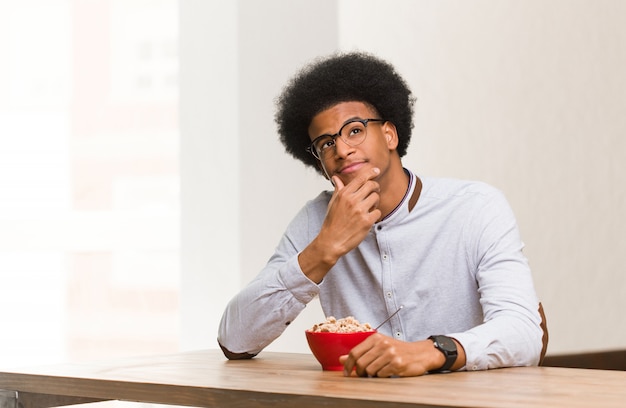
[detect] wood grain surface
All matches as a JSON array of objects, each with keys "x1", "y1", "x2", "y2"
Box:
[{"x1": 1, "y1": 350, "x2": 625, "y2": 408}]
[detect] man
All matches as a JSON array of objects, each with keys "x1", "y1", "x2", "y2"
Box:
[{"x1": 217, "y1": 51, "x2": 545, "y2": 377}]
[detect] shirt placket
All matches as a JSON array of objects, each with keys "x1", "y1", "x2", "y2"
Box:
[{"x1": 375, "y1": 225, "x2": 403, "y2": 340}]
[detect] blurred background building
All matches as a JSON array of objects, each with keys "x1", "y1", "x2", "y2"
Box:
[{"x1": 0, "y1": 0, "x2": 179, "y2": 366}]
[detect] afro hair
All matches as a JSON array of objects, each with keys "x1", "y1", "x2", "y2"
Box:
[{"x1": 274, "y1": 51, "x2": 416, "y2": 174}]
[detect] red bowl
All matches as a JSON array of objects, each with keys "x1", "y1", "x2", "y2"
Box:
[{"x1": 305, "y1": 330, "x2": 376, "y2": 371}]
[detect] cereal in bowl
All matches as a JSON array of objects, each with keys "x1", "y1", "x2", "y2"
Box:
[{"x1": 309, "y1": 316, "x2": 373, "y2": 333}]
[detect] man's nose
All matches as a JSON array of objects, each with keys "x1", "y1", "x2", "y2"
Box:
[{"x1": 333, "y1": 136, "x2": 355, "y2": 158}]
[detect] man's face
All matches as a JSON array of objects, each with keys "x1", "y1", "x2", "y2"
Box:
[{"x1": 308, "y1": 101, "x2": 397, "y2": 186}]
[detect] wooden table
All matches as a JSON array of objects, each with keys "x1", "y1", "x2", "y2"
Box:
[{"x1": 1, "y1": 349, "x2": 625, "y2": 408}]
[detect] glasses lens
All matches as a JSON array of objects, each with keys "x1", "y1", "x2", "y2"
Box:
[
  {"x1": 313, "y1": 136, "x2": 334, "y2": 159},
  {"x1": 340, "y1": 121, "x2": 367, "y2": 147}
]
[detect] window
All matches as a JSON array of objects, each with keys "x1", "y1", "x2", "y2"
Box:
[{"x1": 0, "y1": 0, "x2": 179, "y2": 366}]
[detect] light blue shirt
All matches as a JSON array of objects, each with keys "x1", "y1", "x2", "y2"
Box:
[{"x1": 218, "y1": 170, "x2": 543, "y2": 370}]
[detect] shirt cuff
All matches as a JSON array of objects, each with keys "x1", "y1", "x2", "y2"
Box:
[{"x1": 278, "y1": 255, "x2": 320, "y2": 304}]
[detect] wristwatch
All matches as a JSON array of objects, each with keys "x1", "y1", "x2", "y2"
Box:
[{"x1": 428, "y1": 335, "x2": 458, "y2": 373}]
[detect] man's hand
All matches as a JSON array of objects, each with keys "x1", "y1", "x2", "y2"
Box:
[
  {"x1": 339, "y1": 333, "x2": 466, "y2": 378},
  {"x1": 323, "y1": 167, "x2": 382, "y2": 253},
  {"x1": 338, "y1": 333, "x2": 438, "y2": 377},
  {"x1": 298, "y1": 167, "x2": 381, "y2": 283}
]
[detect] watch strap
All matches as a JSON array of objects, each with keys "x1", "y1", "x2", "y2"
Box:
[{"x1": 428, "y1": 335, "x2": 458, "y2": 373}]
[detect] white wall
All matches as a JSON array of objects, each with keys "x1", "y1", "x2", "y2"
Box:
[
  {"x1": 179, "y1": 0, "x2": 241, "y2": 350},
  {"x1": 181, "y1": 1, "x2": 626, "y2": 355},
  {"x1": 179, "y1": 0, "x2": 334, "y2": 352}
]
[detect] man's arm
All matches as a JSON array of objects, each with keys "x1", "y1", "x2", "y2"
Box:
[
  {"x1": 218, "y1": 167, "x2": 382, "y2": 358},
  {"x1": 298, "y1": 167, "x2": 381, "y2": 283},
  {"x1": 217, "y1": 210, "x2": 321, "y2": 358},
  {"x1": 450, "y1": 188, "x2": 543, "y2": 370}
]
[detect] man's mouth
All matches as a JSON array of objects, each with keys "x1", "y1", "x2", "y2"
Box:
[{"x1": 338, "y1": 161, "x2": 366, "y2": 175}]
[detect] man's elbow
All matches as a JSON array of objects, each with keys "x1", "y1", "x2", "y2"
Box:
[{"x1": 218, "y1": 341, "x2": 258, "y2": 360}]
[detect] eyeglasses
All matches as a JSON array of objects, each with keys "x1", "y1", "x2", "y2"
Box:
[{"x1": 306, "y1": 118, "x2": 386, "y2": 160}]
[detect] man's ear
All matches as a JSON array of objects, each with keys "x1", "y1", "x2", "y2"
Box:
[{"x1": 383, "y1": 121, "x2": 399, "y2": 150}]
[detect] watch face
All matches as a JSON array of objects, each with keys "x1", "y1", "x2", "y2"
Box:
[{"x1": 436, "y1": 336, "x2": 456, "y2": 352}]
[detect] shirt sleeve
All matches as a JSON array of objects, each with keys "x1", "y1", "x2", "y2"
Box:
[
  {"x1": 449, "y1": 187, "x2": 544, "y2": 371},
  {"x1": 217, "y1": 202, "x2": 322, "y2": 356}
]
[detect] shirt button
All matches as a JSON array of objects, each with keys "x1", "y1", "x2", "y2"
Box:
[
  {"x1": 472, "y1": 365, "x2": 479, "y2": 371},
  {"x1": 395, "y1": 332, "x2": 401, "y2": 337},
  {"x1": 377, "y1": 225, "x2": 382, "y2": 231},
  {"x1": 382, "y1": 253, "x2": 388, "y2": 260},
  {"x1": 386, "y1": 292, "x2": 392, "y2": 298}
]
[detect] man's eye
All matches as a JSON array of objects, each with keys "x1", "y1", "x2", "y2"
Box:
[
  {"x1": 345, "y1": 124, "x2": 365, "y2": 137},
  {"x1": 320, "y1": 139, "x2": 335, "y2": 150}
]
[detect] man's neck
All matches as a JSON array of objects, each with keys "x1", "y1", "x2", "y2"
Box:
[{"x1": 378, "y1": 165, "x2": 411, "y2": 220}]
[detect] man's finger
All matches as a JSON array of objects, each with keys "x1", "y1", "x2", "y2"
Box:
[
  {"x1": 332, "y1": 175, "x2": 344, "y2": 190},
  {"x1": 342, "y1": 167, "x2": 381, "y2": 194},
  {"x1": 339, "y1": 354, "x2": 354, "y2": 376}
]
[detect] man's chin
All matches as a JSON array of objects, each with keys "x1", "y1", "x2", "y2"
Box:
[{"x1": 335, "y1": 172, "x2": 361, "y2": 186}]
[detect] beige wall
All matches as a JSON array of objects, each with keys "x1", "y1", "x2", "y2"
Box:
[{"x1": 181, "y1": 1, "x2": 626, "y2": 355}]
